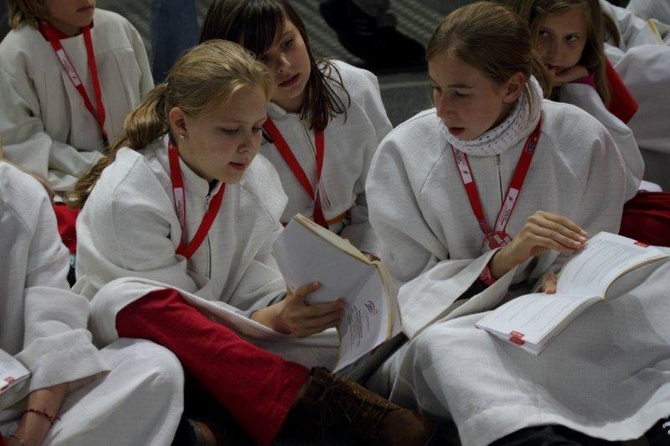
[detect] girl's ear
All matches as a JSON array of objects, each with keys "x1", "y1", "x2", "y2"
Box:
[
  {"x1": 503, "y1": 71, "x2": 526, "y2": 103},
  {"x1": 168, "y1": 107, "x2": 188, "y2": 138}
]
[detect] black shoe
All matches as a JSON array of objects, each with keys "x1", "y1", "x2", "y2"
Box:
[
  {"x1": 320, "y1": 0, "x2": 426, "y2": 73},
  {"x1": 646, "y1": 416, "x2": 670, "y2": 446}
]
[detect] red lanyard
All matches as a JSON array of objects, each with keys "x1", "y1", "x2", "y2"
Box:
[
  {"x1": 168, "y1": 141, "x2": 226, "y2": 259},
  {"x1": 40, "y1": 21, "x2": 109, "y2": 146},
  {"x1": 263, "y1": 117, "x2": 327, "y2": 227},
  {"x1": 452, "y1": 118, "x2": 542, "y2": 251}
]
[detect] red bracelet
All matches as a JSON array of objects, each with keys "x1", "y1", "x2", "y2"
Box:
[{"x1": 21, "y1": 408, "x2": 60, "y2": 425}]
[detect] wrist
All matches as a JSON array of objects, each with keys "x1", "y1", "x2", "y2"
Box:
[{"x1": 478, "y1": 264, "x2": 497, "y2": 287}]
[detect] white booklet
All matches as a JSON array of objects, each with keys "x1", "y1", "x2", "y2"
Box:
[
  {"x1": 0, "y1": 349, "x2": 30, "y2": 396},
  {"x1": 476, "y1": 232, "x2": 668, "y2": 355},
  {"x1": 273, "y1": 214, "x2": 402, "y2": 372}
]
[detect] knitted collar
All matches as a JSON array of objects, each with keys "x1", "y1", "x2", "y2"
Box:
[{"x1": 441, "y1": 77, "x2": 543, "y2": 157}]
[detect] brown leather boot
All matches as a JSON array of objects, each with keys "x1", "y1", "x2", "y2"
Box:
[{"x1": 292, "y1": 367, "x2": 435, "y2": 445}]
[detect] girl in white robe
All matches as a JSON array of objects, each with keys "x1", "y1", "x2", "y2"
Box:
[
  {"x1": 365, "y1": 2, "x2": 670, "y2": 445},
  {"x1": 0, "y1": 1, "x2": 152, "y2": 195},
  {"x1": 0, "y1": 161, "x2": 183, "y2": 446},
  {"x1": 70, "y1": 40, "x2": 434, "y2": 446},
  {"x1": 0, "y1": 1, "x2": 153, "y2": 266},
  {"x1": 199, "y1": 0, "x2": 393, "y2": 256}
]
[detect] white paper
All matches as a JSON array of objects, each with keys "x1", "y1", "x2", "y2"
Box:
[{"x1": 0, "y1": 349, "x2": 30, "y2": 395}]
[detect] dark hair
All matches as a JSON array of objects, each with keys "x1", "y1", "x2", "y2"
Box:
[
  {"x1": 507, "y1": 0, "x2": 615, "y2": 105},
  {"x1": 68, "y1": 40, "x2": 274, "y2": 208},
  {"x1": 427, "y1": 2, "x2": 550, "y2": 103},
  {"x1": 200, "y1": 0, "x2": 348, "y2": 131}
]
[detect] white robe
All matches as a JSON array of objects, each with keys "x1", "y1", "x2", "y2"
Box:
[
  {"x1": 627, "y1": 0, "x2": 670, "y2": 25},
  {"x1": 364, "y1": 101, "x2": 670, "y2": 445},
  {"x1": 0, "y1": 9, "x2": 153, "y2": 193},
  {"x1": 601, "y1": 0, "x2": 670, "y2": 189},
  {"x1": 75, "y1": 137, "x2": 340, "y2": 369},
  {"x1": 0, "y1": 162, "x2": 183, "y2": 445},
  {"x1": 558, "y1": 82, "x2": 643, "y2": 198},
  {"x1": 261, "y1": 60, "x2": 392, "y2": 254}
]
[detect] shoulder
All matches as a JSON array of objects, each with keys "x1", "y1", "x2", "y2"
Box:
[
  {"x1": 238, "y1": 154, "x2": 287, "y2": 221},
  {"x1": 92, "y1": 8, "x2": 142, "y2": 39},
  {"x1": 89, "y1": 147, "x2": 170, "y2": 214},
  {"x1": 322, "y1": 59, "x2": 381, "y2": 98},
  {"x1": 0, "y1": 25, "x2": 42, "y2": 67},
  {"x1": 371, "y1": 109, "x2": 445, "y2": 173},
  {"x1": 541, "y1": 100, "x2": 610, "y2": 145},
  {"x1": 0, "y1": 162, "x2": 52, "y2": 235}
]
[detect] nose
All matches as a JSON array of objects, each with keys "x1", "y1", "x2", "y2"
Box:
[
  {"x1": 274, "y1": 53, "x2": 290, "y2": 73},
  {"x1": 434, "y1": 92, "x2": 451, "y2": 121}
]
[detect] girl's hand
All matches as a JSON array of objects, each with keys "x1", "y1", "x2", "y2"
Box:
[
  {"x1": 252, "y1": 282, "x2": 345, "y2": 338},
  {"x1": 491, "y1": 211, "x2": 587, "y2": 279},
  {"x1": 549, "y1": 65, "x2": 589, "y2": 86}
]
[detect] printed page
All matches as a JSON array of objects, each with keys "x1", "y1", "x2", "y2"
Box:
[
  {"x1": 273, "y1": 214, "x2": 395, "y2": 371},
  {"x1": 0, "y1": 349, "x2": 30, "y2": 396},
  {"x1": 556, "y1": 232, "x2": 667, "y2": 296}
]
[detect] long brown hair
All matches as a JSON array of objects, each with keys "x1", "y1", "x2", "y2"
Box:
[
  {"x1": 200, "y1": 0, "x2": 348, "y2": 132},
  {"x1": 68, "y1": 40, "x2": 274, "y2": 208},
  {"x1": 427, "y1": 2, "x2": 550, "y2": 106},
  {"x1": 506, "y1": 0, "x2": 616, "y2": 105}
]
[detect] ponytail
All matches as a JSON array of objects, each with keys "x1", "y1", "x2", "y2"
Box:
[{"x1": 68, "y1": 84, "x2": 169, "y2": 208}]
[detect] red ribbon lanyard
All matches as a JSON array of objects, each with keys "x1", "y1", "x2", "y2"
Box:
[
  {"x1": 40, "y1": 21, "x2": 109, "y2": 146},
  {"x1": 453, "y1": 118, "x2": 542, "y2": 237},
  {"x1": 263, "y1": 118, "x2": 327, "y2": 227},
  {"x1": 168, "y1": 141, "x2": 226, "y2": 259}
]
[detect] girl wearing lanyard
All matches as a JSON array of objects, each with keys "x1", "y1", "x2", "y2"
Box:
[
  {"x1": 199, "y1": 0, "x2": 393, "y2": 257},
  {"x1": 366, "y1": 2, "x2": 670, "y2": 445},
  {"x1": 69, "y1": 41, "x2": 434, "y2": 446},
  {"x1": 0, "y1": 0, "x2": 152, "y2": 271}
]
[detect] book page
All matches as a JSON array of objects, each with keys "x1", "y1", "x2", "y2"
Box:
[
  {"x1": 557, "y1": 232, "x2": 667, "y2": 296},
  {"x1": 0, "y1": 349, "x2": 30, "y2": 396},
  {"x1": 273, "y1": 214, "x2": 398, "y2": 371}
]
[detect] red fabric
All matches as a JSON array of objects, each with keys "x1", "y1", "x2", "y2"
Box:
[
  {"x1": 53, "y1": 204, "x2": 80, "y2": 254},
  {"x1": 116, "y1": 289, "x2": 309, "y2": 446},
  {"x1": 620, "y1": 192, "x2": 670, "y2": 247},
  {"x1": 0, "y1": 433, "x2": 6, "y2": 446},
  {"x1": 605, "y1": 59, "x2": 639, "y2": 124}
]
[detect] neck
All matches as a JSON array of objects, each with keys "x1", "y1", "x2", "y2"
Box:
[{"x1": 46, "y1": 19, "x2": 85, "y2": 37}]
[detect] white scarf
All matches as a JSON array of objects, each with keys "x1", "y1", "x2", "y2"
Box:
[{"x1": 441, "y1": 76, "x2": 543, "y2": 157}]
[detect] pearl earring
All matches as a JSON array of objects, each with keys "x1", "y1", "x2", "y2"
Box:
[{"x1": 179, "y1": 134, "x2": 185, "y2": 140}]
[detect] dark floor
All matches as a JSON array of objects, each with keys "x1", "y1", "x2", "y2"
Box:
[{"x1": 95, "y1": 0, "x2": 478, "y2": 127}]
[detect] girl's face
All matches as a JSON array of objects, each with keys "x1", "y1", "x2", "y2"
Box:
[
  {"x1": 44, "y1": 0, "x2": 96, "y2": 36},
  {"x1": 257, "y1": 19, "x2": 311, "y2": 113},
  {"x1": 172, "y1": 85, "x2": 268, "y2": 184},
  {"x1": 535, "y1": 7, "x2": 588, "y2": 77},
  {"x1": 429, "y1": 50, "x2": 522, "y2": 141}
]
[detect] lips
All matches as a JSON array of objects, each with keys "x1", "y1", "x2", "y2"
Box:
[
  {"x1": 77, "y1": 6, "x2": 94, "y2": 12},
  {"x1": 448, "y1": 127, "x2": 465, "y2": 137},
  {"x1": 279, "y1": 74, "x2": 300, "y2": 88}
]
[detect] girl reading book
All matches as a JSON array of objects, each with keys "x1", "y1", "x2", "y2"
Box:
[
  {"x1": 70, "y1": 40, "x2": 434, "y2": 446},
  {"x1": 365, "y1": 2, "x2": 670, "y2": 445}
]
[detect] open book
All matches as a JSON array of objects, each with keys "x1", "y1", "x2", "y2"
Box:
[
  {"x1": 0, "y1": 349, "x2": 30, "y2": 397},
  {"x1": 273, "y1": 214, "x2": 402, "y2": 373},
  {"x1": 476, "y1": 232, "x2": 668, "y2": 355}
]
